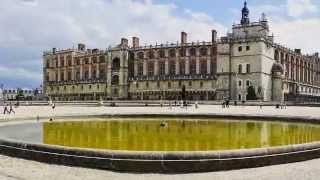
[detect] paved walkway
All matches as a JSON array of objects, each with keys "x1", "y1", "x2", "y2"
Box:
[{"x1": 0, "y1": 105, "x2": 320, "y2": 179}]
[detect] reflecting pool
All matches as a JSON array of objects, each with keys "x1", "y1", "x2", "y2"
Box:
[{"x1": 43, "y1": 118, "x2": 320, "y2": 151}]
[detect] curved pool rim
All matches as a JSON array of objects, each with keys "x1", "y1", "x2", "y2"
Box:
[{"x1": 1, "y1": 114, "x2": 320, "y2": 173}]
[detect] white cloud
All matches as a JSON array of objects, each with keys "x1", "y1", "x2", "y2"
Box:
[
  {"x1": 287, "y1": 0, "x2": 318, "y2": 17},
  {"x1": 0, "y1": 0, "x2": 226, "y2": 87}
]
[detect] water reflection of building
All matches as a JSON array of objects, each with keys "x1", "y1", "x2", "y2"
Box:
[{"x1": 43, "y1": 2, "x2": 320, "y2": 102}]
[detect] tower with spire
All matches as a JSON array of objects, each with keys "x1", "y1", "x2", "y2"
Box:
[{"x1": 241, "y1": 1, "x2": 250, "y2": 25}]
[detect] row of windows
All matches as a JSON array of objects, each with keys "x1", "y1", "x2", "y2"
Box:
[
  {"x1": 50, "y1": 84, "x2": 102, "y2": 91},
  {"x1": 238, "y1": 45, "x2": 250, "y2": 52},
  {"x1": 138, "y1": 61, "x2": 216, "y2": 76},
  {"x1": 238, "y1": 80, "x2": 251, "y2": 87},
  {"x1": 135, "y1": 81, "x2": 206, "y2": 89},
  {"x1": 137, "y1": 47, "x2": 217, "y2": 59},
  {"x1": 46, "y1": 56, "x2": 106, "y2": 68}
]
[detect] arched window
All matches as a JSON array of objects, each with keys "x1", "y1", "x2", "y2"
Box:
[
  {"x1": 200, "y1": 47, "x2": 208, "y2": 56},
  {"x1": 112, "y1": 58, "x2": 120, "y2": 70},
  {"x1": 169, "y1": 49, "x2": 176, "y2": 58},
  {"x1": 137, "y1": 52, "x2": 144, "y2": 59},
  {"x1": 189, "y1": 48, "x2": 196, "y2": 56},
  {"x1": 111, "y1": 75, "x2": 119, "y2": 85},
  {"x1": 159, "y1": 50, "x2": 165, "y2": 58}
]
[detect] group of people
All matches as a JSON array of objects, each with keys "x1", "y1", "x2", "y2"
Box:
[{"x1": 3, "y1": 103, "x2": 15, "y2": 115}]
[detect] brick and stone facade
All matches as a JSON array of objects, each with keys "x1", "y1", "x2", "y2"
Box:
[{"x1": 43, "y1": 2, "x2": 320, "y2": 102}]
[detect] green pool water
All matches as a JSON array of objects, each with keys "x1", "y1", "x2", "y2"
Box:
[{"x1": 43, "y1": 118, "x2": 320, "y2": 151}]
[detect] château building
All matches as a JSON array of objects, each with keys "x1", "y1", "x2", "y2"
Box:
[{"x1": 43, "y1": 2, "x2": 320, "y2": 102}]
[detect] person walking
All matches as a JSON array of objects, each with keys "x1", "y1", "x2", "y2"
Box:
[
  {"x1": 8, "y1": 103, "x2": 15, "y2": 114},
  {"x1": 3, "y1": 105, "x2": 9, "y2": 114}
]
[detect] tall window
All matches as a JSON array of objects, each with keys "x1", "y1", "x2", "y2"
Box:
[
  {"x1": 246, "y1": 64, "x2": 251, "y2": 73},
  {"x1": 76, "y1": 71, "x2": 80, "y2": 80},
  {"x1": 169, "y1": 61, "x2": 175, "y2": 75},
  {"x1": 200, "y1": 60, "x2": 207, "y2": 74},
  {"x1": 67, "y1": 71, "x2": 72, "y2": 81},
  {"x1": 60, "y1": 72, "x2": 64, "y2": 81},
  {"x1": 84, "y1": 71, "x2": 89, "y2": 80},
  {"x1": 92, "y1": 69, "x2": 97, "y2": 79},
  {"x1": 238, "y1": 64, "x2": 242, "y2": 74},
  {"x1": 67, "y1": 55, "x2": 72, "y2": 66},
  {"x1": 180, "y1": 61, "x2": 185, "y2": 75},
  {"x1": 92, "y1": 57, "x2": 97, "y2": 64},
  {"x1": 190, "y1": 60, "x2": 197, "y2": 75},
  {"x1": 159, "y1": 61, "x2": 165, "y2": 75},
  {"x1": 138, "y1": 63, "x2": 143, "y2": 76},
  {"x1": 112, "y1": 58, "x2": 120, "y2": 70},
  {"x1": 147, "y1": 62, "x2": 154, "y2": 76}
]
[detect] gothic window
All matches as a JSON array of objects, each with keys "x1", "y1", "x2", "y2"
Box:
[
  {"x1": 159, "y1": 61, "x2": 165, "y2": 75},
  {"x1": 137, "y1": 52, "x2": 144, "y2": 59},
  {"x1": 138, "y1": 63, "x2": 144, "y2": 76},
  {"x1": 159, "y1": 50, "x2": 165, "y2": 58},
  {"x1": 180, "y1": 48, "x2": 186, "y2": 57},
  {"x1": 169, "y1": 61, "x2": 175, "y2": 75},
  {"x1": 189, "y1": 48, "x2": 196, "y2": 56},
  {"x1": 112, "y1": 58, "x2": 120, "y2": 70},
  {"x1": 246, "y1": 64, "x2": 251, "y2": 73},
  {"x1": 200, "y1": 60, "x2": 207, "y2": 74},
  {"x1": 148, "y1": 62, "x2": 154, "y2": 76},
  {"x1": 169, "y1": 49, "x2": 176, "y2": 58},
  {"x1": 190, "y1": 60, "x2": 197, "y2": 75},
  {"x1": 180, "y1": 61, "x2": 185, "y2": 75},
  {"x1": 200, "y1": 47, "x2": 208, "y2": 56}
]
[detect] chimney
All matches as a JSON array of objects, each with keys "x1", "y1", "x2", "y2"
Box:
[
  {"x1": 294, "y1": 49, "x2": 301, "y2": 54},
  {"x1": 212, "y1": 29, "x2": 217, "y2": 43},
  {"x1": 87, "y1": 49, "x2": 92, "y2": 54},
  {"x1": 52, "y1": 48, "x2": 56, "y2": 54},
  {"x1": 315, "y1": 52, "x2": 319, "y2": 58},
  {"x1": 132, "y1": 37, "x2": 140, "y2": 49},
  {"x1": 78, "y1": 43, "x2": 86, "y2": 51},
  {"x1": 92, "y1": 48, "x2": 99, "y2": 53},
  {"x1": 181, "y1": 31, "x2": 187, "y2": 44},
  {"x1": 121, "y1": 38, "x2": 129, "y2": 48}
]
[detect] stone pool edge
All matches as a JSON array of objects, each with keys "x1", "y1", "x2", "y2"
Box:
[{"x1": 1, "y1": 113, "x2": 320, "y2": 173}]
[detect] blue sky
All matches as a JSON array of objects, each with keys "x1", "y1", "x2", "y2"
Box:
[{"x1": 0, "y1": 0, "x2": 319, "y2": 89}]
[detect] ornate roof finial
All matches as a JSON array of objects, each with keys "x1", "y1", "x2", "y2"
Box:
[{"x1": 241, "y1": 0, "x2": 250, "y2": 25}]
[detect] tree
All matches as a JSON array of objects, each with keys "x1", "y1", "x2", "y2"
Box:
[
  {"x1": 247, "y1": 86, "x2": 257, "y2": 100},
  {"x1": 16, "y1": 88, "x2": 24, "y2": 100}
]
